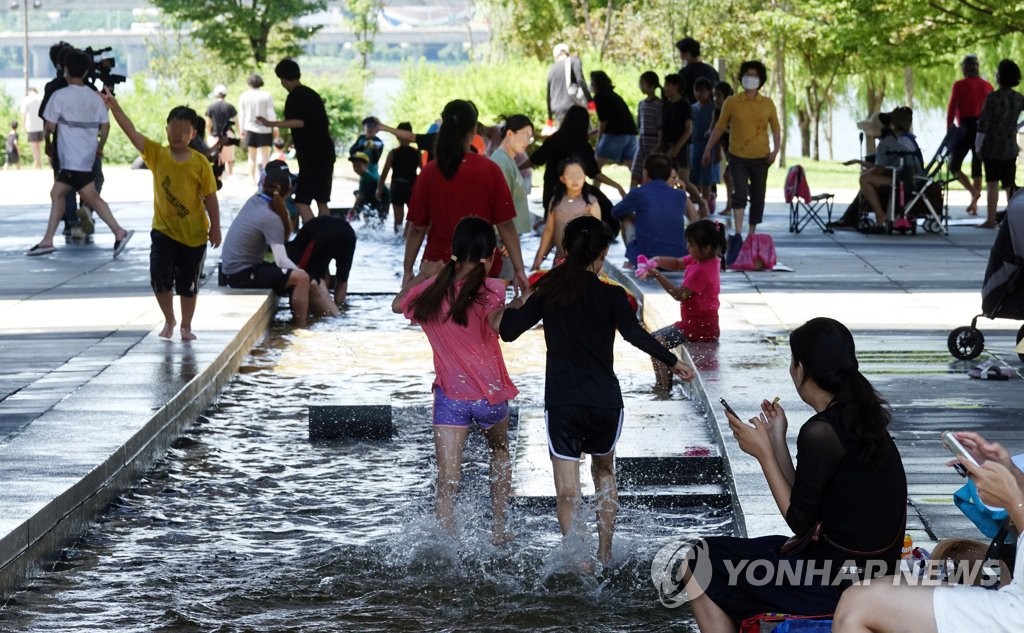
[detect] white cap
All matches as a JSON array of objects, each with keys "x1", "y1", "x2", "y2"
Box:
[
  {"x1": 211, "y1": 84, "x2": 227, "y2": 97},
  {"x1": 553, "y1": 43, "x2": 569, "y2": 57}
]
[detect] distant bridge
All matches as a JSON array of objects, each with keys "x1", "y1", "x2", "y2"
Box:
[{"x1": 0, "y1": 25, "x2": 489, "y2": 77}]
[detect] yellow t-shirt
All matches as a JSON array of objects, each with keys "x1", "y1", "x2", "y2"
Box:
[
  {"x1": 143, "y1": 137, "x2": 217, "y2": 247},
  {"x1": 715, "y1": 93, "x2": 781, "y2": 160}
]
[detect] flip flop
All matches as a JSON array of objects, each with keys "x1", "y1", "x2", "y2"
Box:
[
  {"x1": 26, "y1": 243, "x2": 56, "y2": 256},
  {"x1": 113, "y1": 230, "x2": 134, "y2": 258},
  {"x1": 968, "y1": 361, "x2": 1012, "y2": 380}
]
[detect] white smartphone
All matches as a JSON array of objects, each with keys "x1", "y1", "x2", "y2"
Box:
[{"x1": 942, "y1": 431, "x2": 980, "y2": 475}]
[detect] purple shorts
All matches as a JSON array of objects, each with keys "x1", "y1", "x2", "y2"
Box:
[{"x1": 432, "y1": 386, "x2": 509, "y2": 428}]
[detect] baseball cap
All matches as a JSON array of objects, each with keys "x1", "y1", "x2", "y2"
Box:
[{"x1": 211, "y1": 84, "x2": 227, "y2": 98}]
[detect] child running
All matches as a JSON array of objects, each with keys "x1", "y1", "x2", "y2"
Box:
[
  {"x1": 500, "y1": 215, "x2": 694, "y2": 567},
  {"x1": 639, "y1": 219, "x2": 724, "y2": 392},
  {"x1": 103, "y1": 92, "x2": 220, "y2": 340},
  {"x1": 392, "y1": 216, "x2": 518, "y2": 545},
  {"x1": 531, "y1": 159, "x2": 601, "y2": 271},
  {"x1": 377, "y1": 121, "x2": 420, "y2": 234}
]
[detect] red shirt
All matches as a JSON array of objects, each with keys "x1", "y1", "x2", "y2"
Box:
[
  {"x1": 407, "y1": 152, "x2": 516, "y2": 263},
  {"x1": 947, "y1": 76, "x2": 994, "y2": 127}
]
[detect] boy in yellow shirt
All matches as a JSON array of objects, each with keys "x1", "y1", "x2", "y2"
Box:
[{"x1": 101, "y1": 89, "x2": 221, "y2": 341}]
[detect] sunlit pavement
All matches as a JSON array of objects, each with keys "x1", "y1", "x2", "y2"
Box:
[{"x1": 610, "y1": 194, "x2": 1021, "y2": 547}]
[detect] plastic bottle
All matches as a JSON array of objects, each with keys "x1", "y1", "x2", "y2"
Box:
[{"x1": 902, "y1": 534, "x2": 913, "y2": 559}]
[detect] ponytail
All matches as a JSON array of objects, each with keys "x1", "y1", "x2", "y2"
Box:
[
  {"x1": 533, "y1": 215, "x2": 610, "y2": 306},
  {"x1": 436, "y1": 99, "x2": 478, "y2": 180},
  {"x1": 790, "y1": 318, "x2": 892, "y2": 466},
  {"x1": 268, "y1": 189, "x2": 292, "y2": 238},
  {"x1": 409, "y1": 216, "x2": 496, "y2": 324}
]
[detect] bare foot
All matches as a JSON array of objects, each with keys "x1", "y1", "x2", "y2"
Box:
[
  {"x1": 966, "y1": 196, "x2": 980, "y2": 216},
  {"x1": 180, "y1": 327, "x2": 197, "y2": 341},
  {"x1": 976, "y1": 220, "x2": 998, "y2": 229},
  {"x1": 159, "y1": 321, "x2": 176, "y2": 338}
]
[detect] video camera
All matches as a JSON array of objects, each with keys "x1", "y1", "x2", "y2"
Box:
[
  {"x1": 216, "y1": 120, "x2": 241, "y2": 147},
  {"x1": 81, "y1": 46, "x2": 126, "y2": 94}
]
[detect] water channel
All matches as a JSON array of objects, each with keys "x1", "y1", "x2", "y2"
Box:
[{"x1": 0, "y1": 230, "x2": 731, "y2": 632}]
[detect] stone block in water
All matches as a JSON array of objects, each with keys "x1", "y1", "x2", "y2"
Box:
[{"x1": 308, "y1": 404, "x2": 394, "y2": 440}]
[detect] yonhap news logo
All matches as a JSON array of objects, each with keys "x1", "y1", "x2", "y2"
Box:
[{"x1": 650, "y1": 537, "x2": 713, "y2": 608}]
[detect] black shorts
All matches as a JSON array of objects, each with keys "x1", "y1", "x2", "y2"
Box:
[
  {"x1": 390, "y1": 178, "x2": 415, "y2": 205},
  {"x1": 984, "y1": 158, "x2": 1017, "y2": 188},
  {"x1": 6, "y1": 152, "x2": 18, "y2": 165},
  {"x1": 286, "y1": 216, "x2": 357, "y2": 283},
  {"x1": 545, "y1": 406, "x2": 624, "y2": 461},
  {"x1": 671, "y1": 146, "x2": 691, "y2": 171},
  {"x1": 223, "y1": 262, "x2": 292, "y2": 296},
  {"x1": 150, "y1": 230, "x2": 207, "y2": 297},
  {"x1": 245, "y1": 131, "x2": 273, "y2": 148},
  {"x1": 949, "y1": 118, "x2": 981, "y2": 178},
  {"x1": 294, "y1": 159, "x2": 334, "y2": 205},
  {"x1": 56, "y1": 169, "x2": 95, "y2": 191},
  {"x1": 27, "y1": 131, "x2": 43, "y2": 143}
]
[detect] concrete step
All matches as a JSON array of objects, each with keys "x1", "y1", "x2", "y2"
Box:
[{"x1": 510, "y1": 400, "x2": 729, "y2": 510}]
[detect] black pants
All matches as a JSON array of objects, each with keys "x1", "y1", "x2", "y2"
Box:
[{"x1": 728, "y1": 153, "x2": 769, "y2": 225}]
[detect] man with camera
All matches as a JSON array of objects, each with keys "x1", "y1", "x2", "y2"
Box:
[
  {"x1": 206, "y1": 85, "x2": 238, "y2": 178},
  {"x1": 27, "y1": 48, "x2": 132, "y2": 256}
]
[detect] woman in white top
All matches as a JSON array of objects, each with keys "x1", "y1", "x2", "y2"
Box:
[
  {"x1": 833, "y1": 430, "x2": 1024, "y2": 633},
  {"x1": 237, "y1": 73, "x2": 277, "y2": 185}
]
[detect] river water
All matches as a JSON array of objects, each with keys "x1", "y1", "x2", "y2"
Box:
[{"x1": 0, "y1": 229, "x2": 731, "y2": 632}]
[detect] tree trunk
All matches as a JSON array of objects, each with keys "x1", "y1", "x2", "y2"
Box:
[
  {"x1": 903, "y1": 67, "x2": 914, "y2": 108},
  {"x1": 797, "y1": 109, "x2": 811, "y2": 158},
  {"x1": 775, "y1": 40, "x2": 786, "y2": 168},
  {"x1": 598, "y1": 0, "x2": 615, "y2": 61},
  {"x1": 825, "y1": 101, "x2": 834, "y2": 160},
  {"x1": 864, "y1": 74, "x2": 887, "y2": 154}
]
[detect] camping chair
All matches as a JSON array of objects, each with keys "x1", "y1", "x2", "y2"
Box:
[{"x1": 785, "y1": 165, "x2": 834, "y2": 234}]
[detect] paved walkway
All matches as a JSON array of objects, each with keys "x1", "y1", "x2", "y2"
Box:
[
  {"x1": 608, "y1": 195, "x2": 1023, "y2": 548},
  {"x1": 0, "y1": 160, "x2": 1016, "y2": 598}
]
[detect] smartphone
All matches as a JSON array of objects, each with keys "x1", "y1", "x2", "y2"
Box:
[
  {"x1": 720, "y1": 398, "x2": 738, "y2": 418},
  {"x1": 942, "y1": 431, "x2": 980, "y2": 477}
]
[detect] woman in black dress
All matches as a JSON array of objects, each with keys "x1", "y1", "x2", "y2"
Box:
[{"x1": 686, "y1": 317, "x2": 907, "y2": 631}]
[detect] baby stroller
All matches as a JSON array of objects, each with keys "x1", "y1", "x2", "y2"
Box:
[{"x1": 948, "y1": 189, "x2": 1024, "y2": 362}]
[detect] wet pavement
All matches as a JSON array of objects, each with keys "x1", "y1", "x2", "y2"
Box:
[
  {"x1": 608, "y1": 189, "x2": 1024, "y2": 548},
  {"x1": 0, "y1": 161, "x2": 1016, "y2": 608}
]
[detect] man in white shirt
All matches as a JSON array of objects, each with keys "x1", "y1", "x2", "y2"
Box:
[
  {"x1": 21, "y1": 87, "x2": 43, "y2": 169},
  {"x1": 237, "y1": 73, "x2": 277, "y2": 185},
  {"x1": 27, "y1": 49, "x2": 132, "y2": 257}
]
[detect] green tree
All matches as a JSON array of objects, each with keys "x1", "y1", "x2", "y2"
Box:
[
  {"x1": 149, "y1": 0, "x2": 326, "y2": 68},
  {"x1": 344, "y1": 0, "x2": 385, "y2": 70}
]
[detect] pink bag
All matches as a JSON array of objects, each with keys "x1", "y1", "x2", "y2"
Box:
[{"x1": 729, "y1": 234, "x2": 777, "y2": 271}]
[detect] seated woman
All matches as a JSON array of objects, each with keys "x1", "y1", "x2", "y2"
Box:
[
  {"x1": 843, "y1": 108, "x2": 922, "y2": 232},
  {"x1": 833, "y1": 430, "x2": 1023, "y2": 633},
  {"x1": 286, "y1": 215, "x2": 357, "y2": 308},
  {"x1": 220, "y1": 161, "x2": 337, "y2": 326},
  {"x1": 687, "y1": 317, "x2": 907, "y2": 631}
]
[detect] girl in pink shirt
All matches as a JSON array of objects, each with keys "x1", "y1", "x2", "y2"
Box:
[
  {"x1": 641, "y1": 220, "x2": 725, "y2": 392},
  {"x1": 392, "y1": 216, "x2": 518, "y2": 545}
]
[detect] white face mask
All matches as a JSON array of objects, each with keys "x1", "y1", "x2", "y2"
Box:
[{"x1": 741, "y1": 75, "x2": 760, "y2": 91}]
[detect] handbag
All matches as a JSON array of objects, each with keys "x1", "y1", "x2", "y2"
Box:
[
  {"x1": 954, "y1": 478, "x2": 1010, "y2": 539},
  {"x1": 563, "y1": 56, "x2": 587, "y2": 106},
  {"x1": 985, "y1": 518, "x2": 1019, "y2": 584}
]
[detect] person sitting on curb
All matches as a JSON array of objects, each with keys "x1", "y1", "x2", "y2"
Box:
[
  {"x1": 611, "y1": 153, "x2": 690, "y2": 267},
  {"x1": 833, "y1": 430, "x2": 1023, "y2": 633},
  {"x1": 220, "y1": 160, "x2": 337, "y2": 327}
]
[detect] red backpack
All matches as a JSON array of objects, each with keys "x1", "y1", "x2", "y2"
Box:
[{"x1": 730, "y1": 234, "x2": 777, "y2": 271}]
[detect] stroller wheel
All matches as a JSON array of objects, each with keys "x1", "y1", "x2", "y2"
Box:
[
  {"x1": 1017, "y1": 325, "x2": 1024, "y2": 363},
  {"x1": 948, "y1": 326, "x2": 985, "y2": 360},
  {"x1": 924, "y1": 217, "x2": 941, "y2": 234}
]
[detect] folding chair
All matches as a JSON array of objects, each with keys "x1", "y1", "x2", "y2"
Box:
[{"x1": 785, "y1": 165, "x2": 834, "y2": 234}]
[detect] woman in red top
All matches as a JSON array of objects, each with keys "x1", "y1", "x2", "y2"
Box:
[
  {"x1": 947, "y1": 55, "x2": 993, "y2": 215},
  {"x1": 404, "y1": 99, "x2": 529, "y2": 294}
]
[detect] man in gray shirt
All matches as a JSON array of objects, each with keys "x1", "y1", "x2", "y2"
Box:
[{"x1": 546, "y1": 43, "x2": 591, "y2": 126}]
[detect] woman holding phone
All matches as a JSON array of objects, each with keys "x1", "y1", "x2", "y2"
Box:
[
  {"x1": 833, "y1": 430, "x2": 1023, "y2": 633},
  {"x1": 685, "y1": 317, "x2": 907, "y2": 631}
]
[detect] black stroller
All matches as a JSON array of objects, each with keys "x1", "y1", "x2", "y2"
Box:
[{"x1": 948, "y1": 189, "x2": 1024, "y2": 362}]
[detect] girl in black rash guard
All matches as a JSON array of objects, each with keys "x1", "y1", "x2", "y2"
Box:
[
  {"x1": 499, "y1": 215, "x2": 694, "y2": 568},
  {"x1": 685, "y1": 317, "x2": 907, "y2": 631}
]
